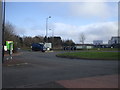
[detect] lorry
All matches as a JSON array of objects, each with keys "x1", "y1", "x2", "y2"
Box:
[{"x1": 44, "y1": 43, "x2": 52, "y2": 50}]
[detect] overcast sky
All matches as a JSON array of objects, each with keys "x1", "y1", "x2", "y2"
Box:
[{"x1": 5, "y1": 1, "x2": 118, "y2": 44}]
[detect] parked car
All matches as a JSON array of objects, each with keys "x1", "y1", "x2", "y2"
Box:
[
  {"x1": 31, "y1": 43, "x2": 46, "y2": 52},
  {"x1": 63, "y1": 46, "x2": 76, "y2": 50}
]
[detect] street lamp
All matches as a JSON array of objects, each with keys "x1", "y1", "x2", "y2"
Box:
[
  {"x1": 49, "y1": 29, "x2": 54, "y2": 37},
  {"x1": 46, "y1": 16, "x2": 51, "y2": 43},
  {"x1": 49, "y1": 29, "x2": 54, "y2": 49}
]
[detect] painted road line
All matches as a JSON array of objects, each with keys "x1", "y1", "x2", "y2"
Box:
[{"x1": 7, "y1": 62, "x2": 29, "y2": 67}]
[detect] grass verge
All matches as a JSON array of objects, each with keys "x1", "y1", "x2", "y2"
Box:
[{"x1": 56, "y1": 51, "x2": 119, "y2": 60}]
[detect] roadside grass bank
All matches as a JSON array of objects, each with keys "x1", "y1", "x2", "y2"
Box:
[
  {"x1": 56, "y1": 52, "x2": 119, "y2": 60},
  {"x1": 53, "y1": 48, "x2": 119, "y2": 52},
  {"x1": 87, "y1": 48, "x2": 119, "y2": 51}
]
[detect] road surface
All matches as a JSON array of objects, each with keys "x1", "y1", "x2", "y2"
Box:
[{"x1": 2, "y1": 50, "x2": 118, "y2": 88}]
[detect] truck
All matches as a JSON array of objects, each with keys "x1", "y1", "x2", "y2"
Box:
[{"x1": 44, "y1": 43, "x2": 52, "y2": 50}]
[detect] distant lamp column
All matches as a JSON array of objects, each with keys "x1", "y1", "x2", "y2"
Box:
[
  {"x1": 46, "y1": 16, "x2": 51, "y2": 43},
  {"x1": 49, "y1": 29, "x2": 54, "y2": 49},
  {"x1": 49, "y1": 29, "x2": 54, "y2": 37}
]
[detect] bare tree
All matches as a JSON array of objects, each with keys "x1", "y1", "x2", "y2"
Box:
[
  {"x1": 32, "y1": 36, "x2": 44, "y2": 43},
  {"x1": 79, "y1": 33, "x2": 86, "y2": 44},
  {"x1": 4, "y1": 22, "x2": 15, "y2": 43},
  {"x1": 4, "y1": 22, "x2": 20, "y2": 52},
  {"x1": 62, "y1": 39, "x2": 75, "y2": 46},
  {"x1": 23, "y1": 36, "x2": 33, "y2": 47}
]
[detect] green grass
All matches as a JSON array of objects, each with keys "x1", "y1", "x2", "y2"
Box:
[
  {"x1": 74, "y1": 48, "x2": 119, "y2": 51},
  {"x1": 89, "y1": 48, "x2": 119, "y2": 51},
  {"x1": 56, "y1": 51, "x2": 119, "y2": 60},
  {"x1": 53, "y1": 48, "x2": 119, "y2": 52}
]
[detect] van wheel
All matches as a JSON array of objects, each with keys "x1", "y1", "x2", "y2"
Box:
[{"x1": 42, "y1": 50, "x2": 45, "y2": 52}]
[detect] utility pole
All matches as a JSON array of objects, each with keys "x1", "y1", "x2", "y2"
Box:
[
  {"x1": 2, "y1": 0, "x2": 5, "y2": 63},
  {"x1": 46, "y1": 16, "x2": 51, "y2": 43},
  {"x1": 0, "y1": 1, "x2": 2, "y2": 88},
  {"x1": 49, "y1": 29, "x2": 54, "y2": 49}
]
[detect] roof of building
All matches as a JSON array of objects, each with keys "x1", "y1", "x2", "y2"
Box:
[
  {"x1": 111, "y1": 36, "x2": 120, "y2": 39},
  {"x1": 75, "y1": 44, "x2": 94, "y2": 46}
]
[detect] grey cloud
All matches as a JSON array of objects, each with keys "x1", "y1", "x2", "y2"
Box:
[
  {"x1": 69, "y1": 2, "x2": 117, "y2": 20},
  {"x1": 15, "y1": 21, "x2": 118, "y2": 44},
  {"x1": 54, "y1": 21, "x2": 118, "y2": 43}
]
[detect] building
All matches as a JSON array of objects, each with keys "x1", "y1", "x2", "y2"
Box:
[
  {"x1": 108, "y1": 40, "x2": 112, "y2": 45},
  {"x1": 108, "y1": 36, "x2": 120, "y2": 45},
  {"x1": 75, "y1": 44, "x2": 94, "y2": 50},
  {"x1": 108, "y1": 36, "x2": 120, "y2": 48},
  {"x1": 93, "y1": 40, "x2": 103, "y2": 45}
]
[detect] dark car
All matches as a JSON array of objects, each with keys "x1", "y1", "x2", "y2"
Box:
[{"x1": 31, "y1": 43, "x2": 46, "y2": 52}]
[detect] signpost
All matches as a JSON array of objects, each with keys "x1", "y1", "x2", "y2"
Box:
[{"x1": 6, "y1": 41, "x2": 13, "y2": 59}]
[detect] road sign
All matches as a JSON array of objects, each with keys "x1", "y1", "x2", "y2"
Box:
[{"x1": 6, "y1": 41, "x2": 13, "y2": 50}]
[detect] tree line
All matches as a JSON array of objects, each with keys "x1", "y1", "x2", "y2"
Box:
[{"x1": 4, "y1": 22, "x2": 75, "y2": 52}]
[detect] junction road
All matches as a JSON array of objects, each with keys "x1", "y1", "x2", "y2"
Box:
[{"x1": 2, "y1": 50, "x2": 118, "y2": 88}]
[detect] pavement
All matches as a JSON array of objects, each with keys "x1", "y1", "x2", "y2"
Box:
[
  {"x1": 3, "y1": 52, "x2": 27, "y2": 67},
  {"x1": 56, "y1": 74, "x2": 119, "y2": 88},
  {"x1": 16, "y1": 74, "x2": 119, "y2": 88},
  {"x1": 2, "y1": 50, "x2": 119, "y2": 88},
  {"x1": 4, "y1": 52, "x2": 22, "y2": 56}
]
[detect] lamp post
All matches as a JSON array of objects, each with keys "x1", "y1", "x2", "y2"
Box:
[
  {"x1": 46, "y1": 16, "x2": 51, "y2": 43},
  {"x1": 49, "y1": 29, "x2": 54, "y2": 37},
  {"x1": 49, "y1": 29, "x2": 54, "y2": 49}
]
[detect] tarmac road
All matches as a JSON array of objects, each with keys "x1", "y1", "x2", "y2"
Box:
[{"x1": 2, "y1": 50, "x2": 118, "y2": 88}]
